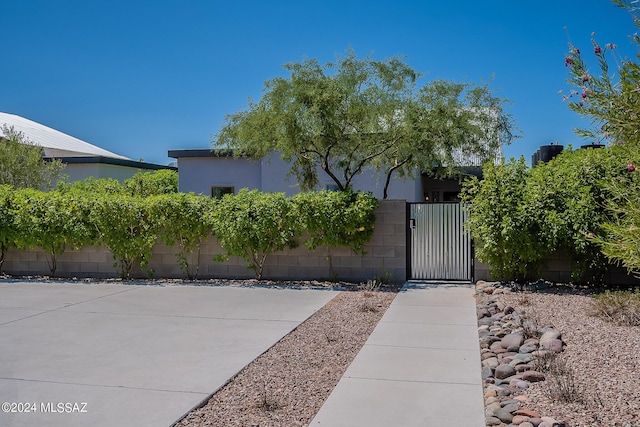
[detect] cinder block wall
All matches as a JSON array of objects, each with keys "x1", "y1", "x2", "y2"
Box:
[
  {"x1": 473, "y1": 252, "x2": 639, "y2": 285},
  {"x1": 2, "y1": 200, "x2": 407, "y2": 284}
]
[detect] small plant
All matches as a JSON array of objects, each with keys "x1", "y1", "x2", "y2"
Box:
[
  {"x1": 255, "y1": 380, "x2": 281, "y2": 412},
  {"x1": 590, "y1": 289, "x2": 640, "y2": 326},
  {"x1": 541, "y1": 355, "x2": 585, "y2": 404},
  {"x1": 360, "y1": 279, "x2": 382, "y2": 294}
]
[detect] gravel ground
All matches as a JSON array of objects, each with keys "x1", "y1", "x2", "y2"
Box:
[
  {"x1": 497, "y1": 286, "x2": 640, "y2": 427},
  {"x1": 174, "y1": 287, "x2": 397, "y2": 427}
]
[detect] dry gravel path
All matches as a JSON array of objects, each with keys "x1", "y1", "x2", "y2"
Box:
[
  {"x1": 174, "y1": 287, "x2": 397, "y2": 427},
  {"x1": 494, "y1": 285, "x2": 640, "y2": 427}
]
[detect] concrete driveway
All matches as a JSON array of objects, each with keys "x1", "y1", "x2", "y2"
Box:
[{"x1": 0, "y1": 280, "x2": 338, "y2": 427}]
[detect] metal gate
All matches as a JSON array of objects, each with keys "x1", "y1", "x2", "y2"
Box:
[{"x1": 408, "y1": 203, "x2": 473, "y2": 280}]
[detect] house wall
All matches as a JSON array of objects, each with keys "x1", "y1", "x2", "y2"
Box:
[
  {"x1": 2, "y1": 200, "x2": 407, "y2": 283},
  {"x1": 176, "y1": 156, "x2": 262, "y2": 195},
  {"x1": 61, "y1": 163, "x2": 150, "y2": 182},
  {"x1": 173, "y1": 150, "x2": 420, "y2": 201}
]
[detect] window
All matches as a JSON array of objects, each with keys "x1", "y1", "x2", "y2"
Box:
[{"x1": 211, "y1": 186, "x2": 234, "y2": 199}]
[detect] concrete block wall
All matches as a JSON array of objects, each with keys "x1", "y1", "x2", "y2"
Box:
[
  {"x1": 473, "y1": 252, "x2": 639, "y2": 285},
  {"x1": 2, "y1": 200, "x2": 407, "y2": 284}
]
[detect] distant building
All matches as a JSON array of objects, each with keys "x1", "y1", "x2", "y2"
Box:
[{"x1": 0, "y1": 112, "x2": 175, "y2": 182}]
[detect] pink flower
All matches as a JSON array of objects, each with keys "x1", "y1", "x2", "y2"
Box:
[
  {"x1": 582, "y1": 74, "x2": 589, "y2": 83},
  {"x1": 606, "y1": 43, "x2": 617, "y2": 49},
  {"x1": 594, "y1": 45, "x2": 602, "y2": 54},
  {"x1": 565, "y1": 56, "x2": 574, "y2": 67},
  {"x1": 628, "y1": 164, "x2": 636, "y2": 172}
]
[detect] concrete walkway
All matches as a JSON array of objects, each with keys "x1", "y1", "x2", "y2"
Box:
[
  {"x1": 0, "y1": 280, "x2": 338, "y2": 427},
  {"x1": 310, "y1": 281, "x2": 484, "y2": 426}
]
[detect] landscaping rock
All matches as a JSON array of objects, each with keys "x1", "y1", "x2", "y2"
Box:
[
  {"x1": 475, "y1": 282, "x2": 568, "y2": 427},
  {"x1": 494, "y1": 364, "x2": 516, "y2": 379}
]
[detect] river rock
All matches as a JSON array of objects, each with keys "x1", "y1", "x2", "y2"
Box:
[
  {"x1": 521, "y1": 370, "x2": 546, "y2": 382},
  {"x1": 501, "y1": 332, "x2": 524, "y2": 349},
  {"x1": 494, "y1": 364, "x2": 516, "y2": 379}
]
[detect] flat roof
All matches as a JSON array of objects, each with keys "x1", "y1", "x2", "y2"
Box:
[
  {"x1": 168, "y1": 149, "x2": 237, "y2": 158},
  {"x1": 56, "y1": 156, "x2": 177, "y2": 171}
]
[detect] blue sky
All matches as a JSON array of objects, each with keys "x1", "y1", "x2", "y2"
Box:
[{"x1": 2, "y1": 0, "x2": 637, "y2": 166}]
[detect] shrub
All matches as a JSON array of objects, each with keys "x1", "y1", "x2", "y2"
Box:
[
  {"x1": 524, "y1": 146, "x2": 622, "y2": 282},
  {"x1": 88, "y1": 193, "x2": 160, "y2": 278},
  {"x1": 0, "y1": 185, "x2": 18, "y2": 272},
  {"x1": 13, "y1": 189, "x2": 95, "y2": 276},
  {"x1": 123, "y1": 169, "x2": 178, "y2": 196},
  {"x1": 154, "y1": 193, "x2": 214, "y2": 279},
  {"x1": 590, "y1": 289, "x2": 640, "y2": 326},
  {"x1": 461, "y1": 157, "x2": 546, "y2": 281},
  {"x1": 210, "y1": 189, "x2": 299, "y2": 279}
]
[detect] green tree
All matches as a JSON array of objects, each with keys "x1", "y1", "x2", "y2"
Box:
[
  {"x1": 210, "y1": 189, "x2": 298, "y2": 279},
  {"x1": 0, "y1": 125, "x2": 65, "y2": 189},
  {"x1": 216, "y1": 49, "x2": 516, "y2": 198}
]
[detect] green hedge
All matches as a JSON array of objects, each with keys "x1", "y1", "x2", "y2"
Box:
[
  {"x1": 0, "y1": 172, "x2": 378, "y2": 279},
  {"x1": 461, "y1": 145, "x2": 632, "y2": 283}
]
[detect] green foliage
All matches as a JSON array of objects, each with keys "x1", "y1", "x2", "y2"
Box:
[
  {"x1": 461, "y1": 157, "x2": 546, "y2": 281},
  {"x1": 563, "y1": 0, "x2": 640, "y2": 146},
  {"x1": 561, "y1": 2, "x2": 640, "y2": 275},
  {"x1": 216, "y1": 49, "x2": 516, "y2": 198},
  {"x1": 292, "y1": 190, "x2": 377, "y2": 254},
  {"x1": 87, "y1": 194, "x2": 160, "y2": 278},
  {"x1": 154, "y1": 193, "x2": 214, "y2": 279},
  {"x1": 210, "y1": 189, "x2": 299, "y2": 279},
  {"x1": 593, "y1": 144, "x2": 640, "y2": 271},
  {"x1": 462, "y1": 146, "x2": 628, "y2": 283},
  {"x1": 123, "y1": 169, "x2": 178, "y2": 196},
  {"x1": 525, "y1": 146, "x2": 622, "y2": 281},
  {"x1": 13, "y1": 189, "x2": 95, "y2": 276},
  {"x1": 0, "y1": 185, "x2": 19, "y2": 271},
  {"x1": 58, "y1": 176, "x2": 126, "y2": 194},
  {"x1": 0, "y1": 125, "x2": 65, "y2": 190}
]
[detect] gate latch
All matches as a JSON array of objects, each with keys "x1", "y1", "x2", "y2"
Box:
[{"x1": 409, "y1": 218, "x2": 416, "y2": 229}]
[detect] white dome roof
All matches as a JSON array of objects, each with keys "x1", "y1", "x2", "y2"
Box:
[{"x1": 0, "y1": 112, "x2": 129, "y2": 160}]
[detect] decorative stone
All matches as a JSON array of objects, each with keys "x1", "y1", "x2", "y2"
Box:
[
  {"x1": 482, "y1": 357, "x2": 499, "y2": 368},
  {"x1": 541, "y1": 338, "x2": 563, "y2": 353},
  {"x1": 513, "y1": 415, "x2": 531, "y2": 424},
  {"x1": 493, "y1": 408, "x2": 514, "y2": 423},
  {"x1": 519, "y1": 343, "x2": 538, "y2": 354},
  {"x1": 481, "y1": 366, "x2": 494, "y2": 379},
  {"x1": 494, "y1": 364, "x2": 516, "y2": 379},
  {"x1": 539, "y1": 329, "x2": 561, "y2": 346},
  {"x1": 514, "y1": 409, "x2": 542, "y2": 418},
  {"x1": 521, "y1": 370, "x2": 546, "y2": 382},
  {"x1": 502, "y1": 402, "x2": 521, "y2": 413},
  {"x1": 485, "y1": 415, "x2": 502, "y2": 426},
  {"x1": 501, "y1": 332, "x2": 524, "y2": 349}
]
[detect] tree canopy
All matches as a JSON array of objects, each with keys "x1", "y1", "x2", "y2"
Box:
[
  {"x1": 0, "y1": 125, "x2": 65, "y2": 190},
  {"x1": 215, "y1": 49, "x2": 516, "y2": 198}
]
